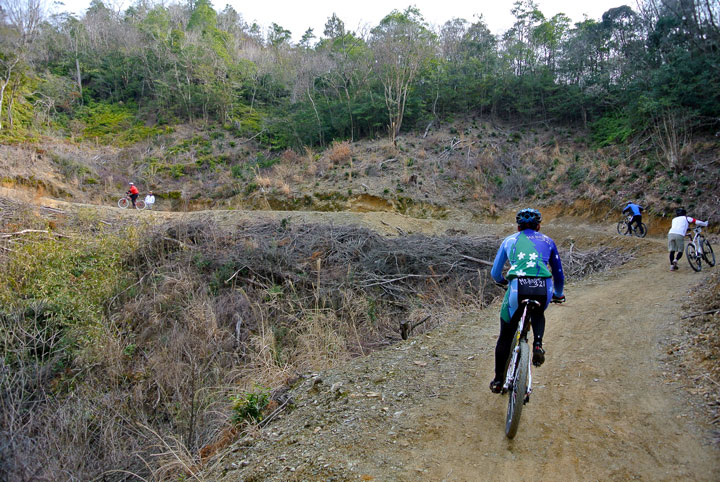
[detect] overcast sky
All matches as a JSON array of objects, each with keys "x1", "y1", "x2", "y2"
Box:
[{"x1": 57, "y1": 0, "x2": 637, "y2": 41}]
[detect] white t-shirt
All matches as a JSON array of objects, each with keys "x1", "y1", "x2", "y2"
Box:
[
  {"x1": 668, "y1": 216, "x2": 708, "y2": 236},
  {"x1": 144, "y1": 194, "x2": 155, "y2": 204}
]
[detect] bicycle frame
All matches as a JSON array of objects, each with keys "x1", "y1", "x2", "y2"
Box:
[
  {"x1": 625, "y1": 216, "x2": 642, "y2": 234},
  {"x1": 503, "y1": 299, "x2": 540, "y2": 396},
  {"x1": 688, "y1": 228, "x2": 704, "y2": 257}
]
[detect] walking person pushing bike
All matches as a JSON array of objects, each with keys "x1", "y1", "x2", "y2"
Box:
[
  {"x1": 667, "y1": 207, "x2": 709, "y2": 271},
  {"x1": 489, "y1": 209, "x2": 565, "y2": 437}
]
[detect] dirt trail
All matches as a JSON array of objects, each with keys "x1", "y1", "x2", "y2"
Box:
[
  {"x1": 374, "y1": 241, "x2": 719, "y2": 481},
  {"x1": 202, "y1": 226, "x2": 719, "y2": 481}
]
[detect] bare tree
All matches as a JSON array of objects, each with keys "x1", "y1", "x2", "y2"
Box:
[
  {"x1": 370, "y1": 7, "x2": 435, "y2": 145},
  {"x1": 0, "y1": 0, "x2": 45, "y2": 129},
  {"x1": 652, "y1": 107, "x2": 692, "y2": 173}
]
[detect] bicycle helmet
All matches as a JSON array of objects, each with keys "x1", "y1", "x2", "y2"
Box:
[
  {"x1": 675, "y1": 208, "x2": 686, "y2": 216},
  {"x1": 516, "y1": 208, "x2": 542, "y2": 225}
]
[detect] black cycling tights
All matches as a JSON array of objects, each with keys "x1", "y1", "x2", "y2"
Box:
[
  {"x1": 494, "y1": 309, "x2": 546, "y2": 381},
  {"x1": 670, "y1": 251, "x2": 683, "y2": 263}
]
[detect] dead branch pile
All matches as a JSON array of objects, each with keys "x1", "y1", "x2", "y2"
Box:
[
  {"x1": 140, "y1": 220, "x2": 503, "y2": 307},
  {"x1": 561, "y1": 244, "x2": 635, "y2": 279},
  {"x1": 0, "y1": 196, "x2": 31, "y2": 230}
]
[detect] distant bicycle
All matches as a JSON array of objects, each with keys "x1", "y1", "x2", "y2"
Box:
[
  {"x1": 617, "y1": 215, "x2": 646, "y2": 238},
  {"x1": 117, "y1": 196, "x2": 146, "y2": 210},
  {"x1": 685, "y1": 226, "x2": 715, "y2": 272}
]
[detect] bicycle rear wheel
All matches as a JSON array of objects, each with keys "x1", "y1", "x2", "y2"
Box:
[
  {"x1": 505, "y1": 342, "x2": 529, "y2": 439},
  {"x1": 617, "y1": 221, "x2": 628, "y2": 236},
  {"x1": 701, "y1": 239, "x2": 715, "y2": 267},
  {"x1": 686, "y1": 243, "x2": 702, "y2": 272},
  {"x1": 117, "y1": 197, "x2": 129, "y2": 209},
  {"x1": 135, "y1": 199, "x2": 146, "y2": 210},
  {"x1": 634, "y1": 223, "x2": 647, "y2": 238}
]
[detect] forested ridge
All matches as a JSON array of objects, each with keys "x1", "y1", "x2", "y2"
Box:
[{"x1": 1, "y1": 0, "x2": 718, "y2": 154}]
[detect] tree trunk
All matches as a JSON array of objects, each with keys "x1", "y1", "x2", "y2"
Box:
[
  {"x1": 307, "y1": 86, "x2": 324, "y2": 147},
  {"x1": 75, "y1": 57, "x2": 83, "y2": 103},
  {"x1": 8, "y1": 81, "x2": 17, "y2": 129},
  {"x1": 0, "y1": 59, "x2": 19, "y2": 130}
]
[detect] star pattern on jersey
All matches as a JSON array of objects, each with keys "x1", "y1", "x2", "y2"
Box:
[
  {"x1": 517, "y1": 252, "x2": 526, "y2": 260},
  {"x1": 527, "y1": 261, "x2": 536, "y2": 268},
  {"x1": 516, "y1": 270, "x2": 527, "y2": 276},
  {"x1": 529, "y1": 253, "x2": 538, "y2": 261}
]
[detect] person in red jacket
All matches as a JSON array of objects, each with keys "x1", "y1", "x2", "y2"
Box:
[{"x1": 127, "y1": 182, "x2": 139, "y2": 208}]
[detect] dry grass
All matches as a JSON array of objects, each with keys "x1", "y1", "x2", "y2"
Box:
[
  {"x1": 0, "y1": 210, "x2": 642, "y2": 481},
  {"x1": 276, "y1": 181, "x2": 291, "y2": 195},
  {"x1": 255, "y1": 175, "x2": 272, "y2": 188},
  {"x1": 673, "y1": 271, "x2": 720, "y2": 439},
  {"x1": 328, "y1": 140, "x2": 352, "y2": 165}
]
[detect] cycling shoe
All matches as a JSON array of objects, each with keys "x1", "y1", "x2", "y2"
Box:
[{"x1": 532, "y1": 344, "x2": 545, "y2": 367}]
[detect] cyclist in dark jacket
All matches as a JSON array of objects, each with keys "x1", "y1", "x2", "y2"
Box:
[
  {"x1": 622, "y1": 202, "x2": 644, "y2": 234},
  {"x1": 489, "y1": 208, "x2": 565, "y2": 393}
]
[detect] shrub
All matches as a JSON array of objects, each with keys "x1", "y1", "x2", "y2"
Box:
[
  {"x1": 281, "y1": 148, "x2": 301, "y2": 164},
  {"x1": 231, "y1": 165, "x2": 244, "y2": 178},
  {"x1": 230, "y1": 387, "x2": 270, "y2": 423},
  {"x1": 590, "y1": 113, "x2": 633, "y2": 147}
]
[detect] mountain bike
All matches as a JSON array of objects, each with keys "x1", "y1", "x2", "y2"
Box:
[
  {"x1": 616, "y1": 215, "x2": 646, "y2": 238},
  {"x1": 685, "y1": 226, "x2": 715, "y2": 272},
  {"x1": 118, "y1": 196, "x2": 146, "y2": 210},
  {"x1": 502, "y1": 295, "x2": 563, "y2": 439}
]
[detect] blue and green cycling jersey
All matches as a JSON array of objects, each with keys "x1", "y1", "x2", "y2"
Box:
[{"x1": 491, "y1": 229, "x2": 565, "y2": 322}]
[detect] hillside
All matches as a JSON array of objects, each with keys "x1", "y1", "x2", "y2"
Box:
[
  {"x1": 2, "y1": 0, "x2": 720, "y2": 477},
  {"x1": 2, "y1": 119, "x2": 719, "y2": 233}
]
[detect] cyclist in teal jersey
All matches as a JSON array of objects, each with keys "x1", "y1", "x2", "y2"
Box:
[{"x1": 489, "y1": 209, "x2": 565, "y2": 393}]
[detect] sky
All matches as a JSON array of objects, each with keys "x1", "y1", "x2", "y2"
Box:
[{"x1": 57, "y1": 0, "x2": 637, "y2": 41}]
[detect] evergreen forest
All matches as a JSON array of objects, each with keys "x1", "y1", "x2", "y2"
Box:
[{"x1": 1, "y1": 0, "x2": 718, "y2": 155}]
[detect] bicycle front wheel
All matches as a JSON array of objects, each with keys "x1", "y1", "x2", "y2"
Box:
[
  {"x1": 686, "y1": 243, "x2": 702, "y2": 272},
  {"x1": 135, "y1": 199, "x2": 146, "y2": 210},
  {"x1": 617, "y1": 222, "x2": 629, "y2": 236},
  {"x1": 701, "y1": 239, "x2": 715, "y2": 267},
  {"x1": 506, "y1": 342, "x2": 529, "y2": 439},
  {"x1": 117, "y1": 197, "x2": 129, "y2": 209},
  {"x1": 634, "y1": 223, "x2": 647, "y2": 238}
]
